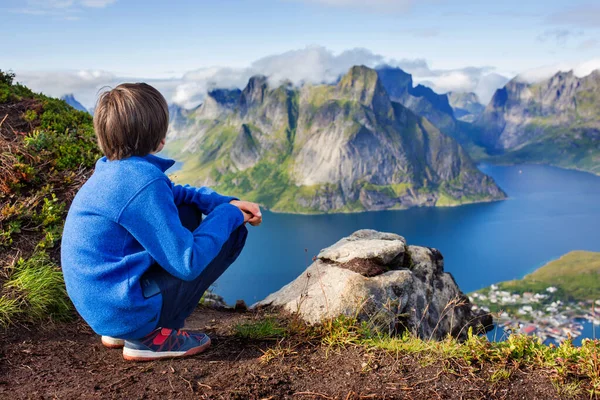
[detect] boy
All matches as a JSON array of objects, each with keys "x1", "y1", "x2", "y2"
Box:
[{"x1": 61, "y1": 83, "x2": 261, "y2": 361}]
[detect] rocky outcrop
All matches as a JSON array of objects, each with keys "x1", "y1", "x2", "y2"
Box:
[
  {"x1": 254, "y1": 230, "x2": 493, "y2": 340},
  {"x1": 166, "y1": 65, "x2": 505, "y2": 213}
]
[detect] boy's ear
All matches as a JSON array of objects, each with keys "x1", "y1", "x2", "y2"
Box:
[{"x1": 153, "y1": 138, "x2": 167, "y2": 154}]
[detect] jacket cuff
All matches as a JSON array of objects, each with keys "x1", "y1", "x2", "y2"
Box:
[{"x1": 212, "y1": 203, "x2": 245, "y2": 228}]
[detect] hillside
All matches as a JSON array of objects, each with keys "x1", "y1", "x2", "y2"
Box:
[
  {"x1": 497, "y1": 251, "x2": 600, "y2": 302},
  {"x1": 473, "y1": 70, "x2": 600, "y2": 175},
  {"x1": 165, "y1": 65, "x2": 505, "y2": 213},
  {"x1": 0, "y1": 70, "x2": 100, "y2": 326}
]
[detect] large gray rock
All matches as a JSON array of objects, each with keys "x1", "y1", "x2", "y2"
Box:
[{"x1": 254, "y1": 229, "x2": 492, "y2": 340}]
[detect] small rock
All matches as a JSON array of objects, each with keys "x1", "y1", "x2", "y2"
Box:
[{"x1": 234, "y1": 300, "x2": 248, "y2": 312}]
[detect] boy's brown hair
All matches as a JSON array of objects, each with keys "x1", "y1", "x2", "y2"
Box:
[{"x1": 93, "y1": 83, "x2": 169, "y2": 160}]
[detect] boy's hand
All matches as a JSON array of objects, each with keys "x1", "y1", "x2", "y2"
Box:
[{"x1": 230, "y1": 200, "x2": 262, "y2": 226}]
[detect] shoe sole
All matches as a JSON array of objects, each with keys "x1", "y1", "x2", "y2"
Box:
[
  {"x1": 122, "y1": 338, "x2": 211, "y2": 362},
  {"x1": 101, "y1": 336, "x2": 125, "y2": 349}
]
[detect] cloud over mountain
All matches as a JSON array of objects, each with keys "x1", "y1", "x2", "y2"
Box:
[
  {"x1": 516, "y1": 58, "x2": 600, "y2": 84},
  {"x1": 15, "y1": 46, "x2": 514, "y2": 109}
]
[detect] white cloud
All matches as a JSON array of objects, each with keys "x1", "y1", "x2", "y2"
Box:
[
  {"x1": 15, "y1": 70, "x2": 118, "y2": 109},
  {"x1": 290, "y1": 0, "x2": 415, "y2": 12},
  {"x1": 11, "y1": 0, "x2": 116, "y2": 16},
  {"x1": 172, "y1": 47, "x2": 509, "y2": 106},
  {"x1": 577, "y1": 38, "x2": 599, "y2": 50},
  {"x1": 408, "y1": 65, "x2": 508, "y2": 104},
  {"x1": 474, "y1": 73, "x2": 511, "y2": 104},
  {"x1": 171, "y1": 46, "x2": 387, "y2": 107},
  {"x1": 15, "y1": 46, "x2": 514, "y2": 109},
  {"x1": 516, "y1": 59, "x2": 600, "y2": 84},
  {"x1": 537, "y1": 29, "x2": 583, "y2": 45},
  {"x1": 80, "y1": 0, "x2": 116, "y2": 7}
]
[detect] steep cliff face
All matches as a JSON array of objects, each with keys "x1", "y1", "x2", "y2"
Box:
[
  {"x1": 255, "y1": 230, "x2": 493, "y2": 339},
  {"x1": 447, "y1": 92, "x2": 485, "y2": 122},
  {"x1": 166, "y1": 65, "x2": 505, "y2": 213},
  {"x1": 473, "y1": 70, "x2": 600, "y2": 174},
  {"x1": 376, "y1": 66, "x2": 456, "y2": 135}
]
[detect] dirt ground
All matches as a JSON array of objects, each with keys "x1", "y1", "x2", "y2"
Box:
[{"x1": 0, "y1": 307, "x2": 576, "y2": 400}]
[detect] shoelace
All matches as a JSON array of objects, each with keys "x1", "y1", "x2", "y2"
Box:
[{"x1": 176, "y1": 330, "x2": 190, "y2": 338}]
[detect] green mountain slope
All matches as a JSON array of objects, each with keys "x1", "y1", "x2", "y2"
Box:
[
  {"x1": 472, "y1": 70, "x2": 600, "y2": 175},
  {"x1": 165, "y1": 66, "x2": 505, "y2": 213},
  {"x1": 494, "y1": 251, "x2": 600, "y2": 302}
]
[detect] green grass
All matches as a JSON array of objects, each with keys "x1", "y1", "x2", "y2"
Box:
[
  {"x1": 261, "y1": 313, "x2": 600, "y2": 395},
  {"x1": 0, "y1": 69, "x2": 100, "y2": 326},
  {"x1": 498, "y1": 251, "x2": 600, "y2": 301},
  {"x1": 234, "y1": 318, "x2": 286, "y2": 340},
  {"x1": 238, "y1": 311, "x2": 600, "y2": 393},
  {"x1": 1, "y1": 251, "x2": 73, "y2": 326}
]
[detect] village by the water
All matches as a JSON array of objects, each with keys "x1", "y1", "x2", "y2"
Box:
[{"x1": 470, "y1": 285, "x2": 600, "y2": 344}]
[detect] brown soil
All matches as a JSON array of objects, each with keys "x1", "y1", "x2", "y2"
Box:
[
  {"x1": 0, "y1": 307, "x2": 578, "y2": 400},
  {"x1": 334, "y1": 258, "x2": 388, "y2": 277}
]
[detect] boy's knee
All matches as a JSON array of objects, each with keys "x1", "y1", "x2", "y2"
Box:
[
  {"x1": 177, "y1": 204, "x2": 202, "y2": 231},
  {"x1": 232, "y1": 224, "x2": 248, "y2": 249}
]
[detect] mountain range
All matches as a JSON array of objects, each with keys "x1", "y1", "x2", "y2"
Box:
[
  {"x1": 64, "y1": 63, "x2": 600, "y2": 209},
  {"x1": 472, "y1": 71, "x2": 600, "y2": 175},
  {"x1": 60, "y1": 94, "x2": 89, "y2": 113},
  {"x1": 165, "y1": 66, "x2": 505, "y2": 213}
]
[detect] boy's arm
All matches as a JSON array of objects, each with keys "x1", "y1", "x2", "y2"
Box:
[
  {"x1": 171, "y1": 183, "x2": 238, "y2": 215},
  {"x1": 119, "y1": 179, "x2": 245, "y2": 281}
]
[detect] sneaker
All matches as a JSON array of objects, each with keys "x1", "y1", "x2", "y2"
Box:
[
  {"x1": 101, "y1": 336, "x2": 125, "y2": 349},
  {"x1": 122, "y1": 328, "x2": 211, "y2": 361}
]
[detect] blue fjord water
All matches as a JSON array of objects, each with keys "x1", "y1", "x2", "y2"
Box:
[{"x1": 211, "y1": 164, "x2": 600, "y2": 310}]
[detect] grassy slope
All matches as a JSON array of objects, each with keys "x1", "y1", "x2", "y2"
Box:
[
  {"x1": 498, "y1": 251, "x2": 600, "y2": 301},
  {"x1": 0, "y1": 70, "x2": 101, "y2": 326}
]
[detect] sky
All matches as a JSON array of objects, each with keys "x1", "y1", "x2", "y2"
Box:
[{"x1": 2, "y1": 0, "x2": 599, "y2": 108}]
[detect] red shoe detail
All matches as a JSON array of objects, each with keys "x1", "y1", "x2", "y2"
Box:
[{"x1": 152, "y1": 328, "x2": 172, "y2": 346}]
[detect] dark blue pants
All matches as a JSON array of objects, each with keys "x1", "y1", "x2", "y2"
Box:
[{"x1": 142, "y1": 204, "x2": 247, "y2": 331}]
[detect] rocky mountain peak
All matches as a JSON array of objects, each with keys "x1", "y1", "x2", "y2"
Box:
[
  {"x1": 208, "y1": 88, "x2": 242, "y2": 107},
  {"x1": 60, "y1": 94, "x2": 88, "y2": 113},
  {"x1": 375, "y1": 66, "x2": 413, "y2": 98},
  {"x1": 337, "y1": 65, "x2": 392, "y2": 115},
  {"x1": 376, "y1": 66, "x2": 456, "y2": 134},
  {"x1": 240, "y1": 75, "x2": 269, "y2": 110}
]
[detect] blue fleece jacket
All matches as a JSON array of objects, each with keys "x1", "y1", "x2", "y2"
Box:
[{"x1": 61, "y1": 154, "x2": 244, "y2": 339}]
